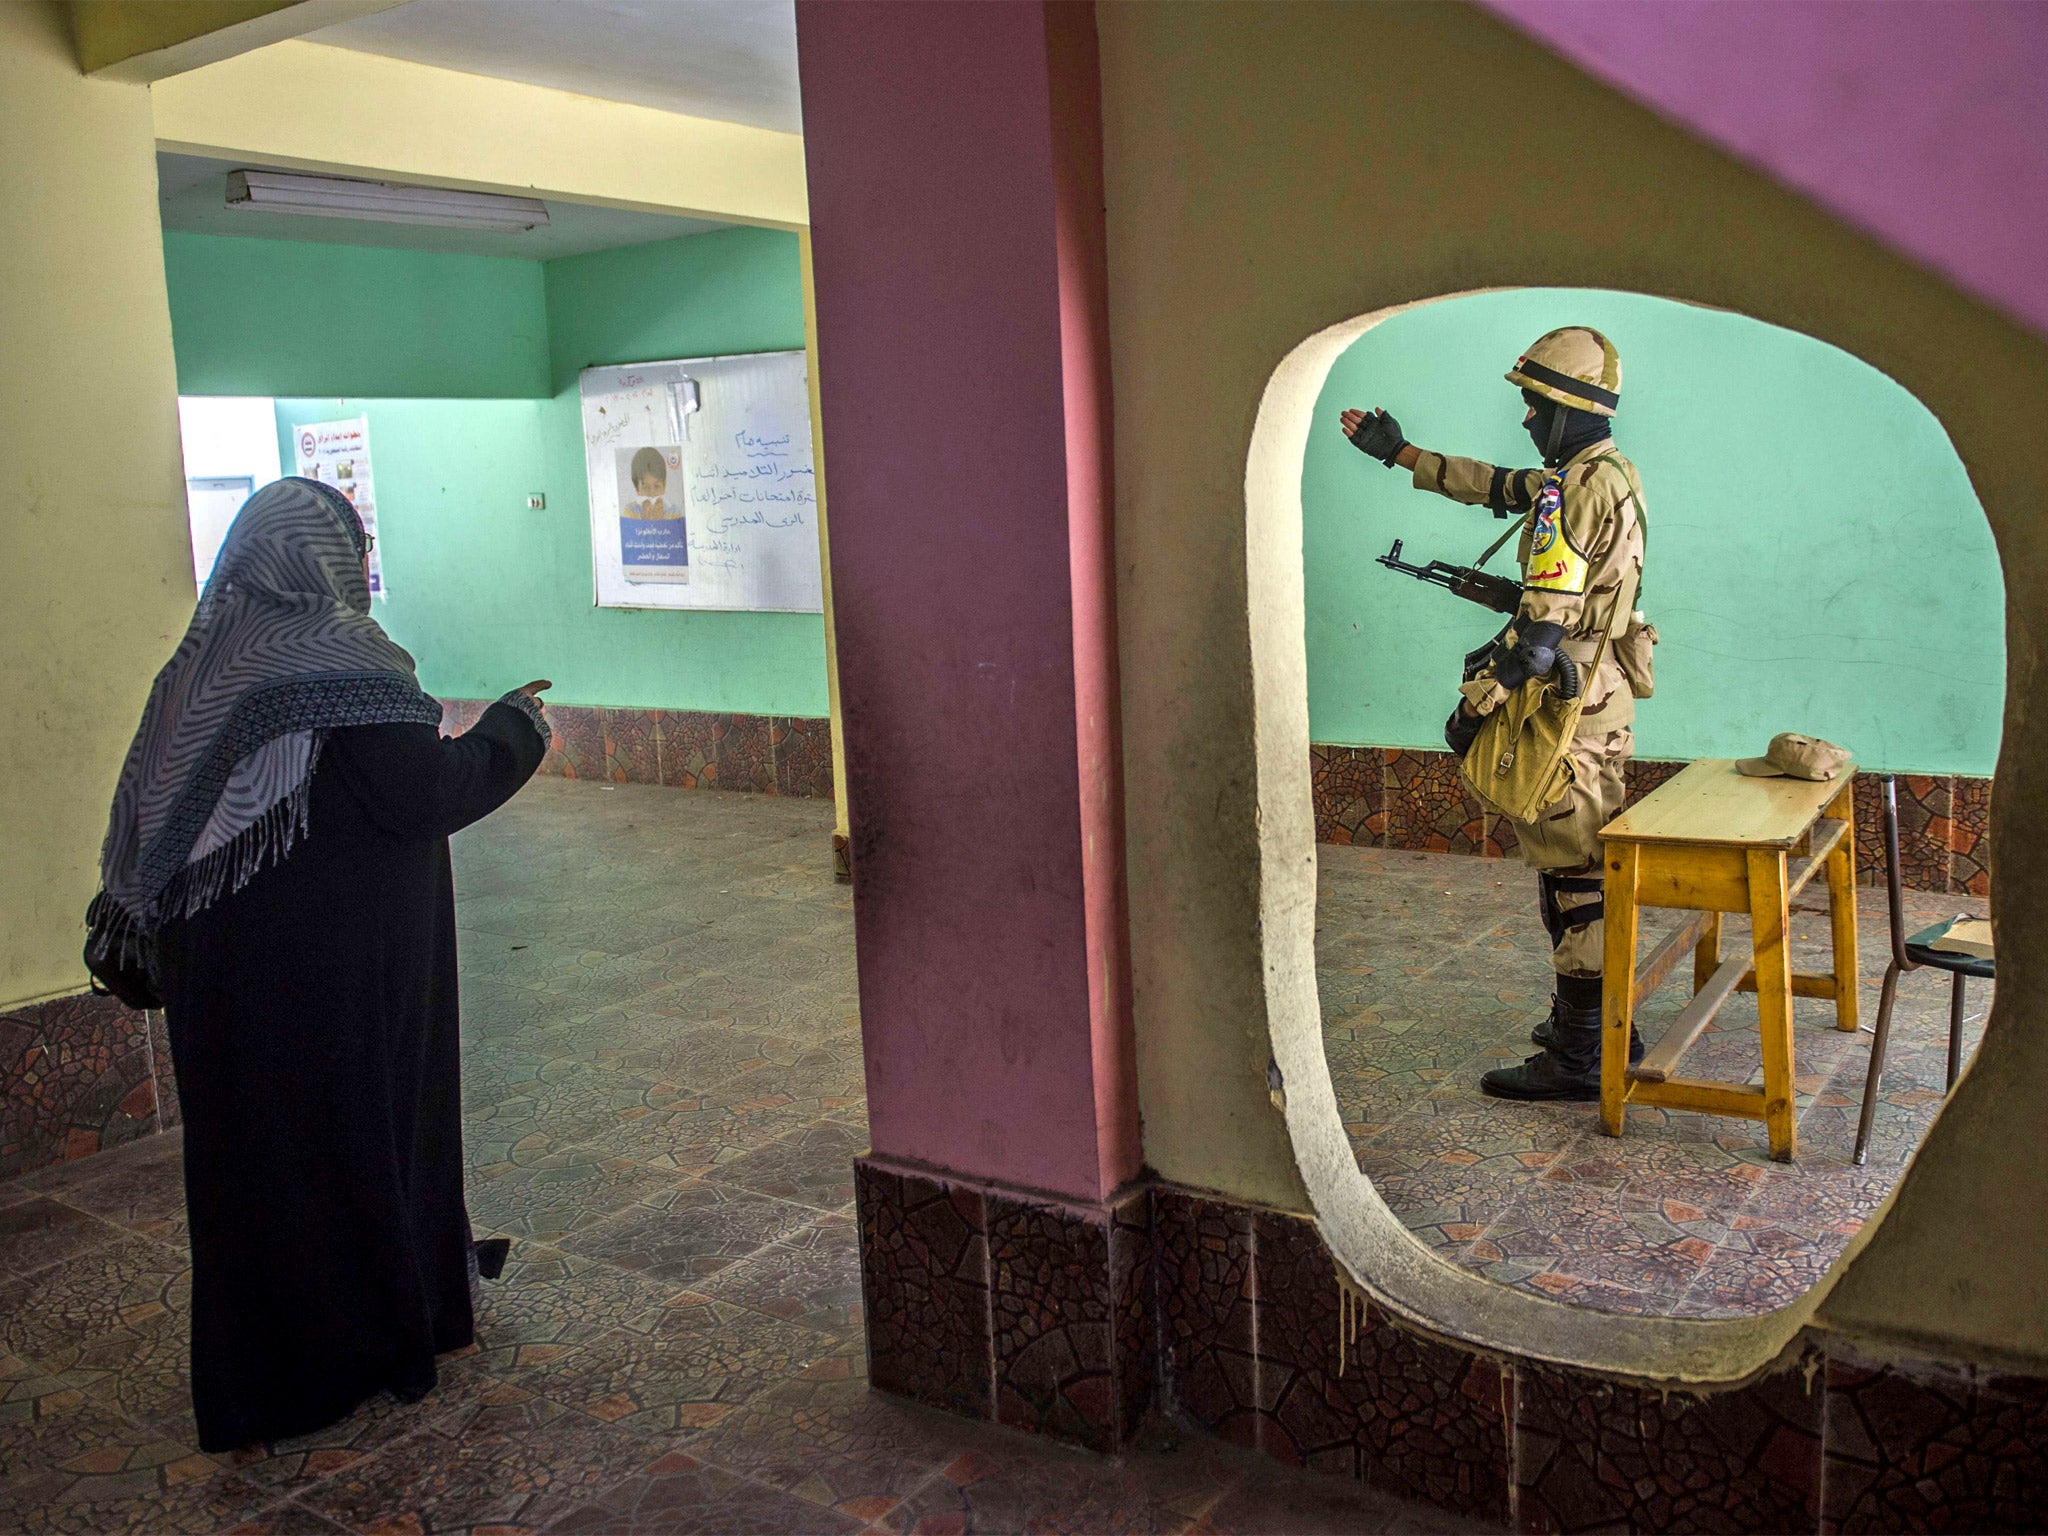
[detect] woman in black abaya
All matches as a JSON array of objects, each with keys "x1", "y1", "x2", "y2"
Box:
[{"x1": 85, "y1": 477, "x2": 551, "y2": 1452}]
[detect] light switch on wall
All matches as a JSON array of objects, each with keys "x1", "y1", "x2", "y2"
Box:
[{"x1": 527, "y1": 494, "x2": 546, "y2": 510}]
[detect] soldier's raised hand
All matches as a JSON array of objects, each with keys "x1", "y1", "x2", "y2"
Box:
[{"x1": 1340, "y1": 407, "x2": 1408, "y2": 467}]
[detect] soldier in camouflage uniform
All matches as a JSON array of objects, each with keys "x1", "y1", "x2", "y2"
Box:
[{"x1": 1341, "y1": 327, "x2": 1651, "y2": 1100}]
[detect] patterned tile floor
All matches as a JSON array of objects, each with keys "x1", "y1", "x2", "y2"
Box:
[
  {"x1": 0, "y1": 780, "x2": 1478, "y2": 1536},
  {"x1": 1318, "y1": 841, "x2": 1992, "y2": 1318}
]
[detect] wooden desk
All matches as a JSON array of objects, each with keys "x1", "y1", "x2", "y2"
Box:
[{"x1": 1598, "y1": 759, "x2": 1860, "y2": 1161}]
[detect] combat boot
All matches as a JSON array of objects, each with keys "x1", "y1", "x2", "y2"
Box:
[
  {"x1": 1530, "y1": 996, "x2": 1643, "y2": 1063},
  {"x1": 1483, "y1": 995, "x2": 1603, "y2": 1101}
]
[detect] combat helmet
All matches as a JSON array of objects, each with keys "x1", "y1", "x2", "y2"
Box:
[{"x1": 1506, "y1": 327, "x2": 1621, "y2": 418}]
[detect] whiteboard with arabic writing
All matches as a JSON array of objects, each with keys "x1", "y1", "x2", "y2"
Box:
[{"x1": 580, "y1": 350, "x2": 821, "y2": 612}]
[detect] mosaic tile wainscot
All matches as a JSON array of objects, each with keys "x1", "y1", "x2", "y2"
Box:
[
  {"x1": 1312, "y1": 745, "x2": 1991, "y2": 896},
  {"x1": 442, "y1": 701, "x2": 836, "y2": 801},
  {"x1": 856, "y1": 1163, "x2": 2048, "y2": 1534}
]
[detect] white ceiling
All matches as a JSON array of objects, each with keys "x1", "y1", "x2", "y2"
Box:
[
  {"x1": 157, "y1": 152, "x2": 729, "y2": 258},
  {"x1": 307, "y1": 0, "x2": 802, "y2": 134}
]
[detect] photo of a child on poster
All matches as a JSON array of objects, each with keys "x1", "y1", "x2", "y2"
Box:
[
  {"x1": 580, "y1": 352, "x2": 820, "y2": 613},
  {"x1": 618, "y1": 445, "x2": 689, "y2": 583}
]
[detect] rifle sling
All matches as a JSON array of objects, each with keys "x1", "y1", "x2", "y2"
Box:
[{"x1": 1473, "y1": 516, "x2": 1524, "y2": 571}]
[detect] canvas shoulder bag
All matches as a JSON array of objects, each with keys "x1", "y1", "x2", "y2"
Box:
[
  {"x1": 1458, "y1": 630, "x2": 1612, "y2": 824},
  {"x1": 1457, "y1": 459, "x2": 1638, "y2": 823}
]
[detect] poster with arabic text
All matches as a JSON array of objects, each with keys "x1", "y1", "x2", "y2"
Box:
[
  {"x1": 292, "y1": 415, "x2": 385, "y2": 597},
  {"x1": 579, "y1": 351, "x2": 821, "y2": 612}
]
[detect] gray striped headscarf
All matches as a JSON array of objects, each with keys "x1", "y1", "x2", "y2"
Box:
[{"x1": 88, "y1": 477, "x2": 442, "y2": 968}]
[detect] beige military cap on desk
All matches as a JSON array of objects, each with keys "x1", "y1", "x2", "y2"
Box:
[{"x1": 1736, "y1": 732, "x2": 1852, "y2": 781}]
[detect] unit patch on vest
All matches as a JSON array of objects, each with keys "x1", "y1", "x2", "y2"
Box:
[{"x1": 1524, "y1": 472, "x2": 1588, "y2": 594}]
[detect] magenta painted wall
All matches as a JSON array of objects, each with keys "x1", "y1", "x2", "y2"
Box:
[
  {"x1": 1481, "y1": 0, "x2": 2048, "y2": 339},
  {"x1": 797, "y1": 1, "x2": 1137, "y2": 1203}
]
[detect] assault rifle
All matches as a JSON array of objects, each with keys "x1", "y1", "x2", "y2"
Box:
[{"x1": 1375, "y1": 539, "x2": 1522, "y2": 617}]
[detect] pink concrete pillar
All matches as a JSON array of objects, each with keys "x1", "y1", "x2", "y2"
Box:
[
  {"x1": 797, "y1": 1, "x2": 1137, "y2": 1208},
  {"x1": 799, "y1": 3, "x2": 1150, "y2": 1445}
]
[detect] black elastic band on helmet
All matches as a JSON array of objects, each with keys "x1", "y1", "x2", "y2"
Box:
[{"x1": 1516, "y1": 357, "x2": 1619, "y2": 412}]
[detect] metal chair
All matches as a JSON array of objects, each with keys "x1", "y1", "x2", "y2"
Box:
[{"x1": 1854, "y1": 776, "x2": 1993, "y2": 1165}]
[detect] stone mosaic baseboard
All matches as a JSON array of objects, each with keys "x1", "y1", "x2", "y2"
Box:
[
  {"x1": 0, "y1": 992, "x2": 174, "y2": 1182},
  {"x1": 856, "y1": 1160, "x2": 2048, "y2": 1531},
  {"x1": 855, "y1": 1156, "x2": 1156, "y2": 1454},
  {"x1": 439, "y1": 700, "x2": 835, "y2": 800},
  {"x1": 1313, "y1": 745, "x2": 1991, "y2": 896}
]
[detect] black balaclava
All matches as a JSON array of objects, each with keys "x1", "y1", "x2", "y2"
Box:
[{"x1": 1522, "y1": 389, "x2": 1612, "y2": 468}]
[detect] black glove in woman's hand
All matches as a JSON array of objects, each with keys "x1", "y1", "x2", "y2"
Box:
[{"x1": 1340, "y1": 407, "x2": 1408, "y2": 467}]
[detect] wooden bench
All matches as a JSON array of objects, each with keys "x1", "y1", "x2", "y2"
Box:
[{"x1": 1598, "y1": 758, "x2": 1860, "y2": 1161}]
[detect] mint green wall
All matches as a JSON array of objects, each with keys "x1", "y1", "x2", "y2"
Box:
[
  {"x1": 544, "y1": 225, "x2": 805, "y2": 392},
  {"x1": 166, "y1": 227, "x2": 825, "y2": 716},
  {"x1": 533, "y1": 227, "x2": 823, "y2": 713},
  {"x1": 164, "y1": 232, "x2": 548, "y2": 398},
  {"x1": 272, "y1": 389, "x2": 825, "y2": 713},
  {"x1": 1304, "y1": 289, "x2": 2004, "y2": 776}
]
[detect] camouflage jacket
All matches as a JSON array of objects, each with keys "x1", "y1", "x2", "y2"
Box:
[{"x1": 1410, "y1": 440, "x2": 1646, "y2": 734}]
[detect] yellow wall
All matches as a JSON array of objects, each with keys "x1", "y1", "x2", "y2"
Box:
[
  {"x1": 1, "y1": 0, "x2": 197, "y2": 1009},
  {"x1": 68, "y1": 1, "x2": 403, "y2": 80},
  {"x1": 71, "y1": 1, "x2": 297, "y2": 73},
  {"x1": 152, "y1": 40, "x2": 809, "y2": 229},
  {"x1": 1098, "y1": 1, "x2": 2048, "y2": 1368},
  {"x1": 0, "y1": 16, "x2": 829, "y2": 1011}
]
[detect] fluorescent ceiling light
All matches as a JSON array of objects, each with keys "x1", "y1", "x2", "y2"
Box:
[{"x1": 225, "y1": 170, "x2": 550, "y2": 232}]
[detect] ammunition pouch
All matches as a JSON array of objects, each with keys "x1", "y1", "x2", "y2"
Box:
[{"x1": 1615, "y1": 611, "x2": 1659, "y2": 699}]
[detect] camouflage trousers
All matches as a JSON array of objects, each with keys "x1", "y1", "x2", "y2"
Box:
[{"x1": 1507, "y1": 727, "x2": 1632, "y2": 978}]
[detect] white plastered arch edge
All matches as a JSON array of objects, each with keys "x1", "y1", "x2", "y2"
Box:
[{"x1": 1245, "y1": 292, "x2": 1867, "y2": 1388}]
